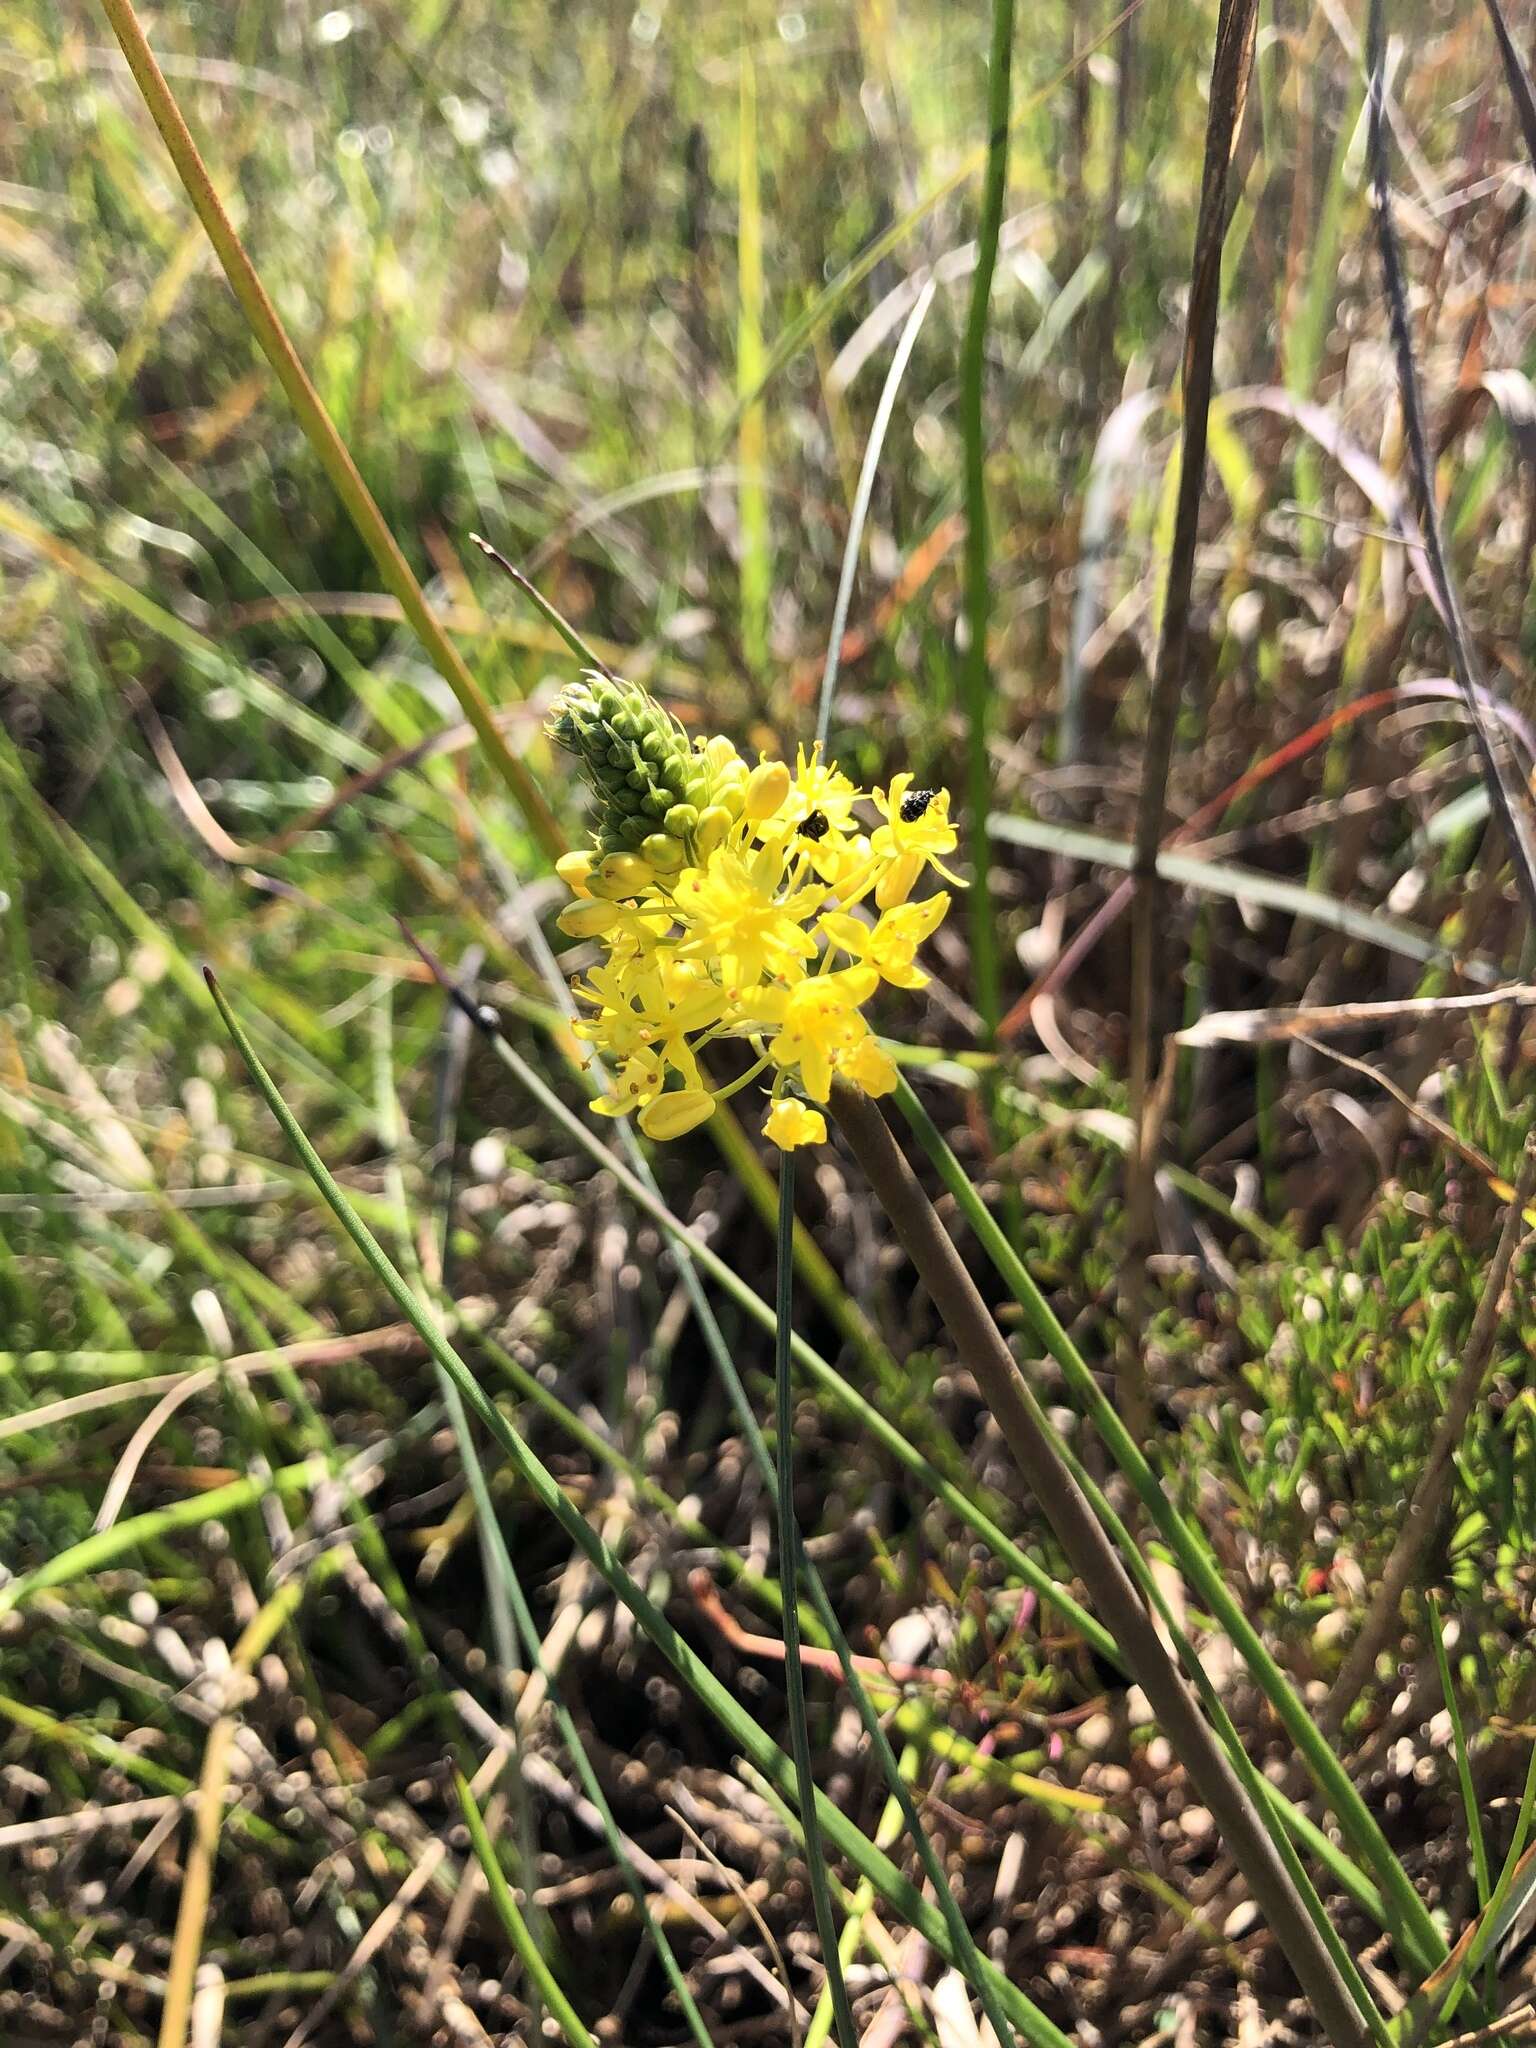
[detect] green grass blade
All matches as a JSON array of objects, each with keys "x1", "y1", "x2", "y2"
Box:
[
  {"x1": 957, "y1": 0, "x2": 1015, "y2": 1041},
  {"x1": 1429, "y1": 1595, "x2": 1492, "y2": 1910},
  {"x1": 0, "y1": 1460, "x2": 324, "y2": 1619},
  {"x1": 454, "y1": 1771, "x2": 596, "y2": 2048},
  {"x1": 97, "y1": 0, "x2": 562, "y2": 856},
  {"x1": 737, "y1": 54, "x2": 770, "y2": 673},
  {"x1": 989, "y1": 809, "x2": 1504, "y2": 984}
]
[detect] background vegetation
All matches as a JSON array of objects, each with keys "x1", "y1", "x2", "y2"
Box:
[{"x1": 6, "y1": 0, "x2": 1536, "y2": 2042}]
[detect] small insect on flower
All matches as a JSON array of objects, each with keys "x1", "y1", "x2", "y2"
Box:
[
  {"x1": 546, "y1": 679, "x2": 960, "y2": 1149},
  {"x1": 870, "y1": 772, "x2": 964, "y2": 910}
]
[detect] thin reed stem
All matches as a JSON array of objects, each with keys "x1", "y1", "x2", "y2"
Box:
[
  {"x1": 1125, "y1": 0, "x2": 1257, "y2": 1259},
  {"x1": 958, "y1": 0, "x2": 1016, "y2": 1040},
  {"x1": 1365, "y1": 0, "x2": 1536, "y2": 929},
  {"x1": 774, "y1": 1159, "x2": 856, "y2": 2048}
]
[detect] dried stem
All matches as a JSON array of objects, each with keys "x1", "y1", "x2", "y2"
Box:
[
  {"x1": 1125, "y1": 0, "x2": 1257, "y2": 1250},
  {"x1": 1321, "y1": 1128, "x2": 1536, "y2": 1736},
  {"x1": 1365, "y1": 0, "x2": 1536, "y2": 929},
  {"x1": 829, "y1": 1080, "x2": 1373, "y2": 2048}
]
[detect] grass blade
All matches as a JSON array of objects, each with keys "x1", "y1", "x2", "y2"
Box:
[
  {"x1": 738, "y1": 54, "x2": 770, "y2": 674},
  {"x1": 454, "y1": 1771, "x2": 596, "y2": 2048},
  {"x1": 1429, "y1": 1597, "x2": 1492, "y2": 1913},
  {"x1": 95, "y1": 0, "x2": 562, "y2": 858},
  {"x1": 958, "y1": 0, "x2": 1017, "y2": 1040},
  {"x1": 1365, "y1": 0, "x2": 1536, "y2": 928},
  {"x1": 816, "y1": 278, "x2": 937, "y2": 751},
  {"x1": 1484, "y1": 0, "x2": 1536, "y2": 169},
  {"x1": 989, "y1": 809, "x2": 1504, "y2": 984}
]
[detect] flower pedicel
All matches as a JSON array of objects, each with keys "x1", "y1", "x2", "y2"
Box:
[{"x1": 547, "y1": 676, "x2": 959, "y2": 1148}]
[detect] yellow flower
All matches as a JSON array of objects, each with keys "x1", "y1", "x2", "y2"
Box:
[
  {"x1": 819, "y1": 892, "x2": 950, "y2": 989},
  {"x1": 638, "y1": 1089, "x2": 717, "y2": 1139},
  {"x1": 870, "y1": 774, "x2": 964, "y2": 907},
  {"x1": 764, "y1": 1097, "x2": 827, "y2": 1150},
  {"x1": 837, "y1": 1034, "x2": 899, "y2": 1096},
  {"x1": 545, "y1": 677, "x2": 958, "y2": 1143},
  {"x1": 573, "y1": 959, "x2": 724, "y2": 1087},
  {"x1": 571, "y1": 962, "x2": 667, "y2": 1062},
  {"x1": 673, "y1": 843, "x2": 822, "y2": 989},
  {"x1": 782, "y1": 744, "x2": 860, "y2": 834},
  {"x1": 590, "y1": 1048, "x2": 666, "y2": 1117},
  {"x1": 754, "y1": 967, "x2": 878, "y2": 1102}
]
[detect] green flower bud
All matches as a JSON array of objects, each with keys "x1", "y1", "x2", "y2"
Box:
[
  {"x1": 642, "y1": 832, "x2": 685, "y2": 872},
  {"x1": 590, "y1": 851, "x2": 655, "y2": 898},
  {"x1": 548, "y1": 674, "x2": 751, "y2": 864},
  {"x1": 694, "y1": 805, "x2": 732, "y2": 857}
]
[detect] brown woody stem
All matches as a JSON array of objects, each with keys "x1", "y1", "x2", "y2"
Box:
[{"x1": 830, "y1": 1079, "x2": 1372, "y2": 2048}]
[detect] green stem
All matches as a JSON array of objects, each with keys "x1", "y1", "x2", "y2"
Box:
[
  {"x1": 455, "y1": 1772, "x2": 596, "y2": 2048},
  {"x1": 774, "y1": 1156, "x2": 857, "y2": 2048},
  {"x1": 958, "y1": 0, "x2": 1016, "y2": 1039}
]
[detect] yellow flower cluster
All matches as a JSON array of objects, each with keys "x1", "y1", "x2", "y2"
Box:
[{"x1": 549, "y1": 683, "x2": 959, "y2": 1149}]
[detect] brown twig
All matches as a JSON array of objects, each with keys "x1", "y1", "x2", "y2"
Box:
[
  {"x1": 1320, "y1": 1127, "x2": 1536, "y2": 1736},
  {"x1": 1366, "y1": 0, "x2": 1536, "y2": 930},
  {"x1": 1123, "y1": 0, "x2": 1258, "y2": 1397},
  {"x1": 828, "y1": 1080, "x2": 1374, "y2": 2048},
  {"x1": 690, "y1": 1568, "x2": 959, "y2": 1695}
]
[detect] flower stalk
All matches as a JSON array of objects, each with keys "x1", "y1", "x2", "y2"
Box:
[{"x1": 827, "y1": 1078, "x2": 1376, "y2": 2048}]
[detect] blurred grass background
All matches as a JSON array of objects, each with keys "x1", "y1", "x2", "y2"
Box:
[{"x1": 8, "y1": 0, "x2": 1536, "y2": 2042}]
